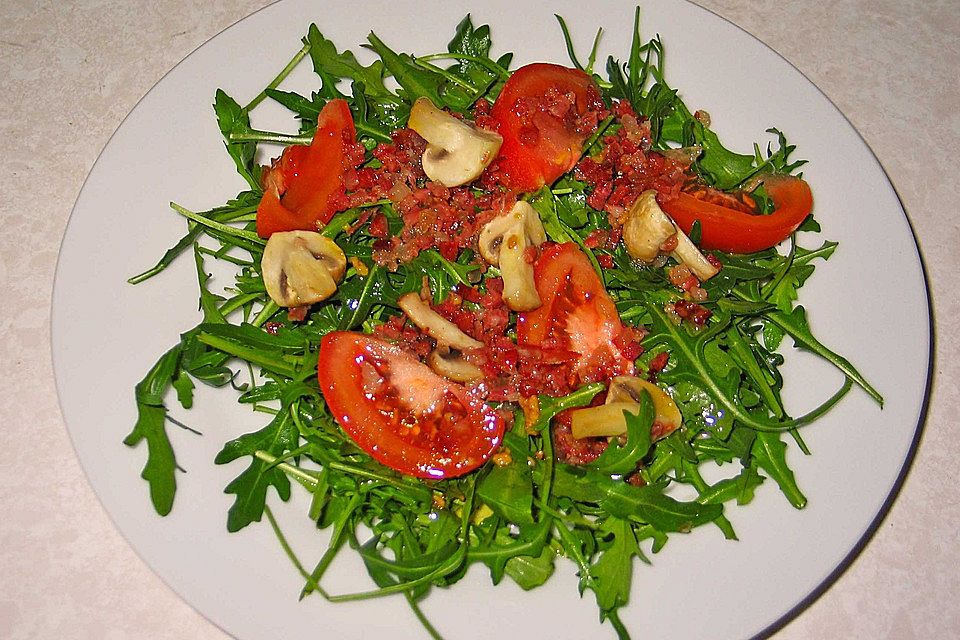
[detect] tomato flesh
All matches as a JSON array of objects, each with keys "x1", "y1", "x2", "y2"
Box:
[
  {"x1": 491, "y1": 63, "x2": 605, "y2": 192},
  {"x1": 256, "y1": 99, "x2": 356, "y2": 238},
  {"x1": 657, "y1": 174, "x2": 813, "y2": 253},
  {"x1": 518, "y1": 243, "x2": 636, "y2": 385},
  {"x1": 318, "y1": 332, "x2": 504, "y2": 479}
]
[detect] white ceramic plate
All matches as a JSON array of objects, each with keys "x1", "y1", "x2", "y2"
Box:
[{"x1": 52, "y1": 1, "x2": 930, "y2": 638}]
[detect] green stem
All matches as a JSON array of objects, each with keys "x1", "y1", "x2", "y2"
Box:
[
  {"x1": 169, "y1": 202, "x2": 265, "y2": 245},
  {"x1": 325, "y1": 460, "x2": 433, "y2": 503},
  {"x1": 412, "y1": 58, "x2": 475, "y2": 91},
  {"x1": 607, "y1": 609, "x2": 633, "y2": 640},
  {"x1": 195, "y1": 331, "x2": 300, "y2": 378},
  {"x1": 230, "y1": 129, "x2": 312, "y2": 145},
  {"x1": 301, "y1": 492, "x2": 362, "y2": 599},
  {"x1": 218, "y1": 292, "x2": 262, "y2": 317},
  {"x1": 263, "y1": 504, "x2": 318, "y2": 588},
  {"x1": 244, "y1": 41, "x2": 312, "y2": 112},
  {"x1": 417, "y1": 53, "x2": 510, "y2": 79},
  {"x1": 254, "y1": 450, "x2": 318, "y2": 490},
  {"x1": 404, "y1": 592, "x2": 445, "y2": 640}
]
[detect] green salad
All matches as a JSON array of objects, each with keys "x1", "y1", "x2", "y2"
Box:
[{"x1": 125, "y1": 8, "x2": 882, "y2": 639}]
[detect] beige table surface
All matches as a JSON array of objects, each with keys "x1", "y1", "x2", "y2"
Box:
[{"x1": 2, "y1": 0, "x2": 956, "y2": 638}]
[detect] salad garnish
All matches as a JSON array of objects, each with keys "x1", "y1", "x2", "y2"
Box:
[{"x1": 124, "y1": 8, "x2": 882, "y2": 639}]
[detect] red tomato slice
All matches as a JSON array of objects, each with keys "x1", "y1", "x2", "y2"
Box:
[
  {"x1": 517, "y1": 243, "x2": 636, "y2": 385},
  {"x1": 491, "y1": 63, "x2": 605, "y2": 192},
  {"x1": 657, "y1": 174, "x2": 814, "y2": 253},
  {"x1": 317, "y1": 332, "x2": 505, "y2": 479},
  {"x1": 256, "y1": 99, "x2": 356, "y2": 238}
]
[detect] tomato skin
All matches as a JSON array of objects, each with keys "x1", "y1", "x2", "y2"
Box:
[
  {"x1": 657, "y1": 174, "x2": 813, "y2": 253},
  {"x1": 491, "y1": 63, "x2": 604, "y2": 192},
  {"x1": 256, "y1": 99, "x2": 356, "y2": 238},
  {"x1": 517, "y1": 243, "x2": 636, "y2": 385},
  {"x1": 317, "y1": 332, "x2": 504, "y2": 479}
]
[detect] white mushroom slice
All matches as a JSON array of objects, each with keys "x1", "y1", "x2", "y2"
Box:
[
  {"x1": 623, "y1": 190, "x2": 719, "y2": 281},
  {"x1": 570, "y1": 376, "x2": 682, "y2": 440},
  {"x1": 623, "y1": 190, "x2": 677, "y2": 262},
  {"x1": 407, "y1": 97, "x2": 502, "y2": 187},
  {"x1": 477, "y1": 201, "x2": 546, "y2": 312},
  {"x1": 427, "y1": 346, "x2": 484, "y2": 383},
  {"x1": 570, "y1": 402, "x2": 645, "y2": 440},
  {"x1": 261, "y1": 231, "x2": 346, "y2": 307},
  {"x1": 671, "y1": 228, "x2": 719, "y2": 282},
  {"x1": 398, "y1": 293, "x2": 483, "y2": 351}
]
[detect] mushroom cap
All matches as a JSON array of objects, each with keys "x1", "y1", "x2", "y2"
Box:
[
  {"x1": 407, "y1": 97, "x2": 502, "y2": 187},
  {"x1": 261, "y1": 231, "x2": 346, "y2": 307}
]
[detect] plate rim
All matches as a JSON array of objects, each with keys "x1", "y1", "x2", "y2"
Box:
[
  {"x1": 681, "y1": 2, "x2": 934, "y2": 636},
  {"x1": 50, "y1": 1, "x2": 935, "y2": 638}
]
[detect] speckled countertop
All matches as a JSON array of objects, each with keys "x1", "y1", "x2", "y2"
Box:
[{"x1": 2, "y1": 1, "x2": 957, "y2": 638}]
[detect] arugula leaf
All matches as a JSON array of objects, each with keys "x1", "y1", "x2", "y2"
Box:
[
  {"x1": 751, "y1": 303, "x2": 883, "y2": 405},
  {"x1": 213, "y1": 90, "x2": 259, "y2": 190},
  {"x1": 366, "y1": 31, "x2": 444, "y2": 105},
  {"x1": 123, "y1": 345, "x2": 184, "y2": 515},
  {"x1": 590, "y1": 517, "x2": 641, "y2": 613},
  {"x1": 304, "y1": 24, "x2": 388, "y2": 97},
  {"x1": 588, "y1": 397, "x2": 653, "y2": 475},
  {"x1": 264, "y1": 88, "x2": 325, "y2": 130},
  {"x1": 503, "y1": 545, "x2": 555, "y2": 590},
  {"x1": 751, "y1": 430, "x2": 806, "y2": 509},
  {"x1": 477, "y1": 460, "x2": 534, "y2": 524},
  {"x1": 214, "y1": 403, "x2": 302, "y2": 531},
  {"x1": 553, "y1": 465, "x2": 722, "y2": 532}
]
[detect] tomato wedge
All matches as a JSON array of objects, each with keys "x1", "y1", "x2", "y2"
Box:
[
  {"x1": 491, "y1": 63, "x2": 604, "y2": 192},
  {"x1": 657, "y1": 174, "x2": 813, "y2": 253},
  {"x1": 317, "y1": 332, "x2": 504, "y2": 479},
  {"x1": 256, "y1": 99, "x2": 356, "y2": 238},
  {"x1": 517, "y1": 243, "x2": 637, "y2": 385}
]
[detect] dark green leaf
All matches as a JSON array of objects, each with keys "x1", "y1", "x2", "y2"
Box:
[
  {"x1": 215, "y1": 408, "x2": 301, "y2": 531},
  {"x1": 213, "y1": 89, "x2": 259, "y2": 190},
  {"x1": 752, "y1": 431, "x2": 806, "y2": 509},
  {"x1": 305, "y1": 24, "x2": 388, "y2": 97},
  {"x1": 477, "y1": 462, "x2": 534, "y2": 524}
]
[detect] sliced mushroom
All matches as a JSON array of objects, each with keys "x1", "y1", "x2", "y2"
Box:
[
  {"x1": 659, "y1": 144, "x2": 703, "y2": 166},
  {"x1": 398, "y1": 292, "x2": 483, "y2": 351},
  {"x1": 570, "y1": 403, "x2": 643, "y2": 440},
  {"x1": 623, "y1": 190, "x2": 719, "y2": 281},
  {"x1": 671, "y1": 229, "x2": 719, "y2": 282},
  {"x1": 570, "y1": 376, "x2": 682, "y2": 440},
  {"x1": 407, "y1": 97, "x2": 502, "y2": 187},
  {"x1": 623, "y1": 191, "x2": 677, "y2": 262},
  {"x1": 477, "y1": 201, "x2": 547, "y2": 311},
  {"x1": 261, "y1": 231, "x2": 346, "y2": 307},
  {"x1": 427, "y1": 345, "x2": 484, "y2": 383}
]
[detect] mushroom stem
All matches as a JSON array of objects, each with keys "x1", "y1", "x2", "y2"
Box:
[
  {"x1": 623, "y1": 190, "x2": 718, "y2": 281},
  {"x1": 477, "y1": 201, "x2": 547, "y2": 311},
  {"x1": 569, "y1": 376, "x2": 683, "y2": 440},
  {"x1": 398, "y1": 293, "x2": 483, "y2": 351},
  {"x1": 427, "y1": 346, "x2": 484, "y2": 383}
]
